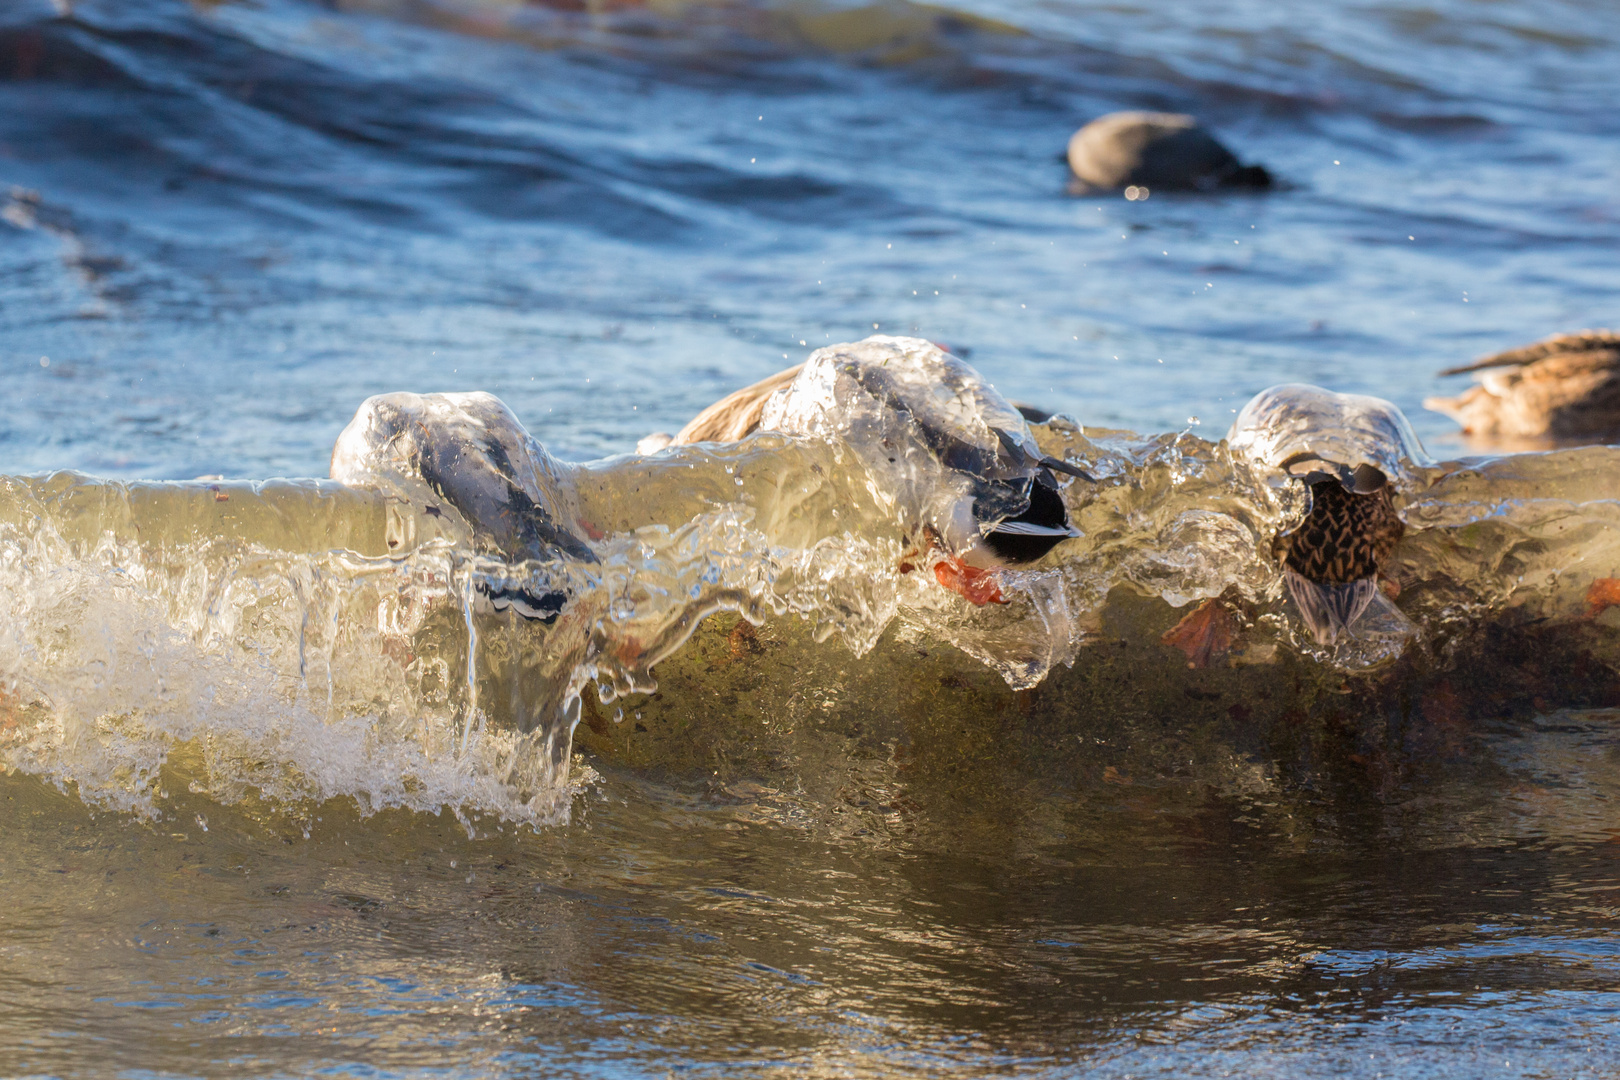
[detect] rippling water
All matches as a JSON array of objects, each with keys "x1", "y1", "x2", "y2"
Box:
[
  {"x1": 5, "y1": 0, "x2": 1620, "y2": 1075},
  {"x1": 6, "y1": 0, "x2": 1619, "y2": 475}
]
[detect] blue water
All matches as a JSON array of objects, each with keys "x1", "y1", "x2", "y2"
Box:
[
  {"x1": 5, "y1": 1, "x2": 1620, "y2": 1076},
  {"x1": 5, "y1": 0, "x2": 1618, "y2": 477}
]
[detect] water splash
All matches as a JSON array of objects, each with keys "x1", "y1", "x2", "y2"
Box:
[{"x1": 6, "y1": 343, "x2": 1620, "y2": 823}]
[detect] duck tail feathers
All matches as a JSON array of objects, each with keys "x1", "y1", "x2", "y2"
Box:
[
  {"x1": 1284, "y1": 569, "x2": 1378, "y2": 646},
  {"x1": 988, "y1": 519, "x2": 1081, "y2": 538}
]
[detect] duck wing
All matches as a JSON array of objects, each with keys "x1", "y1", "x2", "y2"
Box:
[
  {"x1": 992, "y1": 426, "x2": 1095, "y2": 482},
  {"x1": 671, "y1": 364, "x2": 804, "y2": 445},
  {"x1": 1437, "y1": 330, "x2": 1620, "y2": 377}
]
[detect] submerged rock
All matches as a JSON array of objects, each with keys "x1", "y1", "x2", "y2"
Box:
[{"x1": 1066, "y1": 111, "x2": 1271, "y2": 194}]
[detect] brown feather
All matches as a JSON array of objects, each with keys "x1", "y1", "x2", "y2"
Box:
[
  {"x1": 1436, "y1": 329, "x2": 1620, "y2": 377},
  {"x1": 1425, "y1": 332, "x2": 1620, "y2": 439},
  {"x1": 1271, "y1": 481, "x2": 1404, "y2": 585},
  {"x1": 671, "y1": 365, "x2": 803, "y2": 445}
]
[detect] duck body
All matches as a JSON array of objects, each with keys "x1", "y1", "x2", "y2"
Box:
[
  {"x1": 1271, "y1": 472, "x2": 1405, "y2": 645},
  {"x1": 644, "y1": 336, "x2": 1090, "y2": 583},
  {"x1": 1424, "y1": 330, "x2": 1620, "y2": 442},
  {"x1": 1229, "y1": 384, "x2": 1429, "y2": 647},
  {"x1": 331, "y1": 391, "x2": 596, "y2": 621},
  {"x1": 1067, "y1": 112, "x2": 1271, "y2": 194},
  {"x1": 782, "y1": 343, "x2": 1085, "y2": 569}
]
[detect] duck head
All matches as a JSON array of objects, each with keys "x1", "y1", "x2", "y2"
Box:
[
  {"x1": 1229, "y1": 383, "x2": 1432, "y2": 497},
  {"x1": 758, "y1": 336, "x2": 1092, "y2": 570}
]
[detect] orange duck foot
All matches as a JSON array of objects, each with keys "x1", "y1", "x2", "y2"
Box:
[
  {"x1": 1586, "y1": 577, "x2": 1620, "y2": 618},
  {"x1": 933, "y1": 557, "x2": 1006, "y2": 606},
  {"x1": 1161, "y1": 597, "x2": 1236, "y2": 668}
]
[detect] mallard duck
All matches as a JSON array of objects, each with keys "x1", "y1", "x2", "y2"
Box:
[
  {"x1": 1424, "y1": 330, "x2": 1620, "y2": 443},
  {"x1": 1163, "y1": 456, "x2": 1406, "y2": 660},
  {"x1": 1233, "y1": 385, "x2": 1424, "y2": 647},
  {"x1": 1163, "y1": 384, "x2": 1423, "y2": 662},
  {"x1": 1067, "y1": 112, "x2": 1271, "y2": 196},
  {"x1": 1270, "y1": 456, "x2": 1405, "y2": 645},
  {"x1": 641, "y1": 337, "x2": 1091, "y2": 597},
  {"x1": 332, "y1": 391, "x2": 596, "y2": 621}
]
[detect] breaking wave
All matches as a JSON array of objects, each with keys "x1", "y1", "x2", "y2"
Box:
[{"x1": 5, "y1": 343, "x2": 1620, "y2": 826}]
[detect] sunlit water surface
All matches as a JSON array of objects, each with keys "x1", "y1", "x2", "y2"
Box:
[
  {"x1": 4, "y1": 0, "x2": 1620, "y2": 1074},
  {"x1": 6, "y1": 733, "x2": 1620, "y2": 1078}
]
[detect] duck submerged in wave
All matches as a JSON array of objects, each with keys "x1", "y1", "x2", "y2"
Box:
[
  {"x1": 1269, "y1": 456, "x2": 1405, "y2": 645},
  {"x1": 640, "y1": 336, "x2": 1093, "y2": 604},
  {"x1": 1166, "y1": 384, "x2": 1425, "y2": 662},
  {"x1": 1235, "y1": 384, "x2": 1426, "y2": 647},
  {"x1": 331, "y1": 391, "x2": 596, "y2": 622}
]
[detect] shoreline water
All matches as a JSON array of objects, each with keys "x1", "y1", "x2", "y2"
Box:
[{"x1": 7, "y1": 0, "x2": 1620, "y2": 1075}]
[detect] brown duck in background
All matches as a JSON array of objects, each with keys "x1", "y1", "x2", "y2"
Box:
[
  {"x1": 1424, "y1": 330, "x2": 1620, "y2": 444},
  {"x1": 1271, "y1": 459, "x2": 1406, "y2": 646}
]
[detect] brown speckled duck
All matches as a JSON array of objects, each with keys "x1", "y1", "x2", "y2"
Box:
[
  {"x1": 1424, "y1": 330, "x2": 1620, "y2": 443},
  {"x1": 1163, "y1": 384, "x2": 1424, "y2": 665},
  {"x1": 1271, "y1": 457, "x2": 1405, "y2": 646}
]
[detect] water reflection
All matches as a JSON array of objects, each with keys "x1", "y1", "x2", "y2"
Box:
[{"x1": 4, "y1": 702, "x2": 1620, "y2": 1075}]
